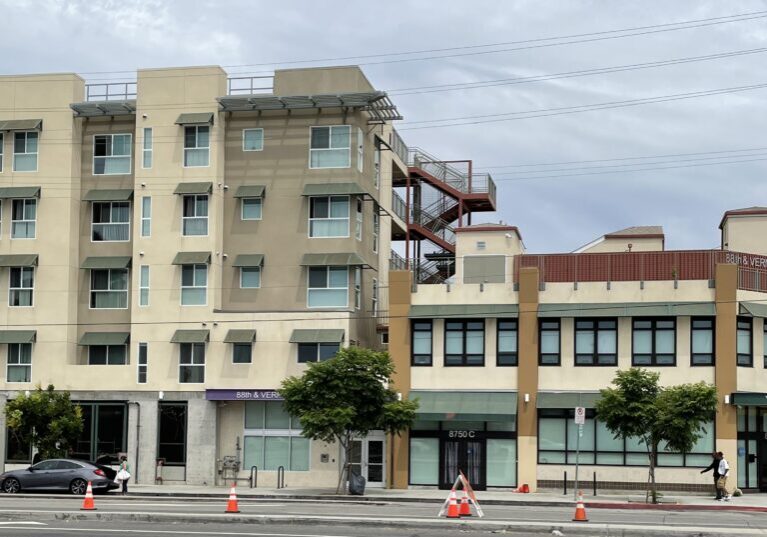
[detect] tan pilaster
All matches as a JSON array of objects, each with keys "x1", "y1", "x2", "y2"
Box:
[
  {"x1": 715, "y1": 263, "x2": 738, "y2": 479},
  {"x1": 517, "y1": 267, "x2": 540, "y2": 491}
]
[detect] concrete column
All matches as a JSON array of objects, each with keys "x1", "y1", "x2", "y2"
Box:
[
  {"x1": 715, "y1": 263, "x2": 738, "y2": 481},
  {"x1": 128, "y1": 399, "x2": 158, "y2": 485},
  {"x1": 517, "y1": 267, "x2": 539, "y2": 491},
  {"x1": 388, "y1": 270, "x2": 412, "y2": 489},
  {"x1": 185, "y1": 398, "x2": 217, "y2": 485},
  {"x1": 0, "y1": 396, "x2": 7, "y2": 469}
]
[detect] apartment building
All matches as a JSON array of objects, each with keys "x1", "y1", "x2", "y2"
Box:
[
  {"x1": 0, "y1": 64, "x2": 497, "y2": 488},
  {"x1": 388, "y1": 211, "x2": 767, "y2": 493}
]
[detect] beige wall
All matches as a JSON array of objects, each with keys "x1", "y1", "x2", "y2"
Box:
[
  {"x1": 579, "y1": 236, "x2": 663, "y2": 253},
  {"x1": 723, "y1": 216, "x2": 767, "y2": 254}
]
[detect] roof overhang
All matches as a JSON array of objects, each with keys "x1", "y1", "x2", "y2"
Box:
[
  {"x1": 0, "y1": 119, "x2": 42, "y2": 131},
  {"x1": 70, "y1": 100, "x2": 137, "y2": 117}
]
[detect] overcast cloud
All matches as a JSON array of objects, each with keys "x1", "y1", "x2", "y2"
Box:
[{"x1": 2, "y1": 0, "x2": 766, "y2": 252}]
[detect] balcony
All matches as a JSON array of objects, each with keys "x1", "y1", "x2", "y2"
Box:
[
  {"x1": 86, "y1": 83, "x2": 137, "y2": 101},
  {"x1": 226, "y1": 76, "x2": 274, "y2": 95}
]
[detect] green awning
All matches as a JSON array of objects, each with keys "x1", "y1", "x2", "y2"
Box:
[
  {"x1": 410, "y1": 304, "x2": 519, "y2": 319},
  {"x1": 174, "y1": 182, "x2": 212, "y2": 195},
  {"x1": 234, "y1": 185, "x2": 265, "y2": 198},
  {"x1": 409, "y1": 391, "x2": 517, "y2": 421},
  {"x1": 0, "y1": 330, "x2": 36, "y2": 344},
  {"x1": 289, "y1": 329, "x2": 345, "y2": 344},
  {"x1": 731, "y1": 392, "x2": 767, "y2": 406},
  {"x1": 0, "y1": 254, "x2": 38, "y2": 267},
  {"x1": 79, "y1": 332, "x2": 130, "y2": 345},
  {"x1": 175, "y1": 112, "x2": 214, "y2": 125},
  {"x1": 81, "y1": 256, "x2": 132, "y2": 269},
  {"x1": 232, "y1": 254, "x2": 264, "y2": 267},
  {"x1": 0, "y1": 119, "x2": 42, "y2": 131},
  {"x1": 0, "y1": 186, "x2": 40, "y2": 198},
  {"x1": 224, "y1": 329, "x2": 256, "y2": 343},
  {"x1": 740, "y1": 302, "x2": 767, "y2": 318},
  {"x1": 300, "y1": 253, "x2": 366, "y2": 266},
  {"x1": 302, "y1": 182, "x2": 366, "y2": 196},
  {"x1": 83, "y1": 189, "x2": 134, "y2": 201},
  {"x1": 172, "y1": 252, "x2": 211, "y2": 265},
  {"x1": 537, "y1": 392, "x2": 602, "y2": 409},
  {"x1": 171, "y1": 330, "x2": 210, "y2": 343},
  {"x1": 538, "y1": 302, "x2": 716, "y2": 318}
]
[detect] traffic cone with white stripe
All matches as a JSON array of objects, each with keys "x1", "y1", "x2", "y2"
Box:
[
  {"x1": 225, "y1": 485, "x2": 240, "y2": 513},
  {"x1": 572, "y1": 490, "x2": 588, "y2": 522},
  {"x1": 80, "y1": 481, "x2": 96, "y2": 511},
  {"x1": 446, "y1": 488, "x2": 460, "y2": 519},
  {"x1": 459, "y1": 489, "x2": 472, "y2": 517}
]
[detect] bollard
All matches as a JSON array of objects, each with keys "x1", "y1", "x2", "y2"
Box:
[
  {"x1": 250, "y1": 465, "x2": 258, "y2": 489},
  {"x1": 277, "y1": 465, "x2": 285, "y2": 489},
  {"x1": 593, "y1": 472, "x2": 597, "y2": 497},
  {"x1": 564, "y1": 471, "x2": 567, "y2": 496}
]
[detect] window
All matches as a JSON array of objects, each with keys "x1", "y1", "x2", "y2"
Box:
[
  {"x1": 158, "y1": 403, "x2": 187, "y2": 465},
  {"x1": 576, "y1": 319, "x2": 618, "y2": 366},
  {"x1": 92, "y1": 202, "x2": 130, "y2": 241},
  {"x1": 497, "y1": 320, "x2": 518, "y2": 366},
  {"x1": 354, "y1": 267, "x2": 361, "y2": 310},
  {"x1": 6, "y1": 427, "x2": 32, "y2": 463},
  {"x1": 70, "y1": 403, "x2": 126, "y2": 464},
  {"x1": 356, "y1": 127, "x2": 364, "y2": 173},
  {"x1": 539, "y1": 319, "x2": 561, "y2": 365},
  {"x1": 632, "y1": 318, "x2": 675, "y2": 366},
  {"x1": 241, "y1": 198, "x2": 262, "y2": 220},
  {"x1": 181, "y1": 264, "x2": 207, "y2": 306},
  {"x1": 309, "y1": 196, "x2": 349, "y2": 238},
  {"x1": 13, "y1": 132, "x2": 38, "y2": 172},
  {"x1": 139, "y1": 265, "x2": 150, "y2": 306},
  {"x1": 243, "y1": 128, "x2": 264, "y2": 151},
  {"x1": 141, "y1": 196, "x2": 151, "y2": 237},
  {"x1": 371, "y1": 278, "x2": 379, "y2": 317},
  {"x1": 373, "y1": 139, "x2": 381, "y2": 189},
  {"x1": 137, "y1": 343, "x2": 147, "y2": 384},
  {"x1": 93, "y1": 134, "x2": 131, "y2": 175},
  {"x1": 445, "y1": 320, "x2": 485, "y2": 366},
  {"x1": 184, "y1": 126, "x2": 209, "y2": 167},
  {"x1": 355, "y1": 198, "x2": 363, "y2": 241},
  {"x1": 179, "y1": 342, "x2": 205, "y2": 383},
  {"x1": 737, "y1": 317, "x2": 753, "y2": 367},
  {"x1": 244, "y1": 401, "x2": 310, "y2": 471},
  {"x1": 0, "y1": 133, "x2": 4, "y2": 171},
  {"x1": 307, "y1": 266, "x2": 348, "y2": 308},
  {"x1": 142, "y1": 128, "x2": 152, "y2": 169},
  {"x1": 11, "y1": 199, "x2": 36, "y2": 239},
  {"x1": 240, "y1": 267, "x2": 261, "y2": 289},
  {"x1": 90, "y1": 269, "x2": 128, "y2": 309},
  {"x1": 9, "y1": 267, "x2": 34, "y2": 307},
  {"x1": 764, "y1": 323, "x2": 767, "y2": 368},
  {"x1": 88, "y1": 345, "x2": 127, "y2": 365},
  {"x1": 7, "y1": 343, "x2": 31, "y2": 382},
  {"x1": 233, "y1": 343, "x2": 252, "y2": 364},
  {"x1": 310, "y1": 125, "x2": 351, "y2": 168},
  {"x1": 182, "y1": 195, "x2": 208, "y2": 236},
  {"x1": 297, "y1": 343, "x2": 339, "y2": 363},
  {"x1": 691, "y1": 317, "x2": 715, "y2": 366},
  {"x1": 372, "y1": 210, "x2": 379, "y2": 253},
  {"x1": 411, "y1": 321, "x2": 433, "y2": 366}
]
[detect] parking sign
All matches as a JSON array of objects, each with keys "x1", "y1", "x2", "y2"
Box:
[{"x1": 574, "y1": 406, "x2": 585, "y2": 425}]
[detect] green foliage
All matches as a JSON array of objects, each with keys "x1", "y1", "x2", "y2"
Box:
[{"x1": 5, "y1": 384, "x2": 83, "y2": 461}]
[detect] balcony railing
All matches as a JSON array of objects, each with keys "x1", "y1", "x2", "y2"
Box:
[
  {"x1": 390, "y1": 251, "x2": 407, "y2": 271},
  {"x1": 389, "y1": 129, "x2": 409, "y2": 165},
  {"x1": 86, "y1": 82, "x2": 136, "y2": 102},
  {"x1": 227, "y1": 76, "x2": 274, "y2": 95},
  {"x1": 391, "y1": 191, "x2": 407, "y2": 222}
]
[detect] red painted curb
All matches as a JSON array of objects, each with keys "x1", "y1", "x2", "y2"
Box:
[{"x1": 586, "y1": 501, "x2": 767, "y2": 513}]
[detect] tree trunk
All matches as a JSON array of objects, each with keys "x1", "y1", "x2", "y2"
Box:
[
  {"x1": 647, "y1": 444, "x2": 659, "y2": 504},
  {"x1": 335, "y1": 436, "x2": 348, "y2": 494}
]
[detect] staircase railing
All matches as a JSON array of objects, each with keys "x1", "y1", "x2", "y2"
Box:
[
  {"x1": 412, "y1": 206, "x2": 456, "y2": 245},
  {"x1": 408, "y1": 147, "x2": 468, "y2": 192}
]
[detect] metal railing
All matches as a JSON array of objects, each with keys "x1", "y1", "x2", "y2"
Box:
[
  {"x1": 227, "y1": 76, "x2": 274, "y2": 95},
  {"x1": 412, "y1": 206, "x2": 456, "y2": 245},
  {"x1": 389, "y1": 128, "x2": 409, "y2": 165},
  {"x1": 392, "y1": 191, "x2": 407, "y2": 222},
  {"x1": 86, "y1": 82, "x2": 136, "y2": 101},
  {"x1": 408, "y1": 147, "x2": 497, "y2": 199},
  {"x1": 390, "y1": 251, "x2": 408, "y2": 271}
]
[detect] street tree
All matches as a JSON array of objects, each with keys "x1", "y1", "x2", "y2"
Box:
[
  {"x1": 279, "y1": 346, "x2": 417, "y2": 493},
  {"x1": 5, "y1": 384, "x2": 83, "y2": 462},
  {"x1": 595, "y1": 368, "x2": 717, "y2": 503}
]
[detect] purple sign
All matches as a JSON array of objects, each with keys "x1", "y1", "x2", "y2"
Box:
[{"x1": 205, "y1": 389, "x2": 283, "y2": 401}]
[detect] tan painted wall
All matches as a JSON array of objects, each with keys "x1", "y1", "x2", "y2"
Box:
[
  {"x1": 454, "y1": 230, "x2": 523, "y2": 283},
  {"x1": 273, "y1": 67, "x2": 375, "y2": 95},
  {"x1": 722, "y1": 216, "x2": 767, "y2": 255},
  {"x1": 388, "y1": 270, "x2": 412, "y2": 489},
  {"x1": 579, "y1": 237, "x2": 663, "y2": 253},
  {"x1": 517, "y1": 268, "x2": 539, "y2": 491}
]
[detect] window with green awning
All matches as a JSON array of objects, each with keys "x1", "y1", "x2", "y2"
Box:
[{"x1": 409, "y1": 391, "x2": 517, "y2": 421}]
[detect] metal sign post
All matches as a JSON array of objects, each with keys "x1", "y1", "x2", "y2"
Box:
[{"x1": 574, "y1": 406, "x2": 585, "y2": 501}]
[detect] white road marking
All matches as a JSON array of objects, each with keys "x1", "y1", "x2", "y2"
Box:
[
  {"x1": 0, "y1": 522, "x2": 47, "y2": 526},
  {"x1": 0, "y1": 526, "x2": 349, "y2": 536},
  {"x1": 80, "y1": 502, "x2": 285, "y2": 508}
]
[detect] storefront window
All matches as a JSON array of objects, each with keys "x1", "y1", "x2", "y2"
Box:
[
  {"x1": 409, "y1": 438, "x2": 439, "y2": 485},
  {"x1": 244, "y1": 401, "x2": 308, "y2": 471},
  {"x1": 158, "y1": 403, "x2": 187, "y2": 465},
  {"x1": 71, "y1": 402, "x2": 127, "y2": 464},
  {"x1": 486, "y1": 439, "x2": 516, "y2": 486},
  {"x1": 5, "y1": 428, "x2": 31, "y2": 463}
]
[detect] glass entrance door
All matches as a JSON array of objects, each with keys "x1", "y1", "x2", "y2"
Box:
[
  {"x1": 349, "y1": 434, "x2": 386, "y2": 488},
  {"x1": 440, "y1": 439, "x2": 486, "y2": 490}
]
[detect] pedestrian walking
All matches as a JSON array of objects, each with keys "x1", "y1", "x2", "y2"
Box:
[
  {"x1": 701, "y1": 451, "x2": 721, "y2": 499},
  {"x1": 115, "y1": 456, "x2": 131, "y2": 495},
  {"x1": 716, "y1": 451, "x2": 730, "y2": 501}
]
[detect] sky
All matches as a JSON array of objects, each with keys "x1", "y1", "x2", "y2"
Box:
[{"x1": 2, "y1": 0, "x2": 766, "y2": 253}]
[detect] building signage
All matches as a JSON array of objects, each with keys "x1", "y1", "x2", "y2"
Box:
[
  {"x1": 205, "y1": 389, "x2": 283, "y2": 401},
  {"x1": 574, "y1": 407, "x2": 586, "y2": 425},
  {"x1": 724, "y1": 252, "x2": 767, "y2": 269},
  {"x1": 448, "y1": 430, "x2": 477, "y2": 438}
]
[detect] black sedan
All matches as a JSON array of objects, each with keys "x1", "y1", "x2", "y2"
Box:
[{"x1": 0, "y1": 459, "x2": 119, "y2": 494}]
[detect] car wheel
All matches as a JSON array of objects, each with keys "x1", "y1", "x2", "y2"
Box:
[
  {"x1": 69, "y1": 479, "x2": 87, "y2": 495},
  {"x1": 2, "y1": 478, "x2": 20, "y2": 494}
]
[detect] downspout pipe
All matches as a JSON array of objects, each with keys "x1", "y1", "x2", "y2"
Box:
[{"x1": 128, "y1": 401, "x2": 140, "y2": 484}]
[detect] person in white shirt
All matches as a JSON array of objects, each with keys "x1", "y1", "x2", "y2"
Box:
[{"x1": 716, "y1": 452, "x2": 730, "y2": 501}]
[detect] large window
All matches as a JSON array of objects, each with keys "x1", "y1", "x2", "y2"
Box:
[
  {"x1": 411, "y1": 321, "x2": 432, "y2": 366},
  {"x1": 737, "y1": 317, "x2": 753, "y2": 367},
  {"x1": 181, "y1": 264, "x2": 207, "y2": 306},
  {"x1": 158, "y1": 403, "x2": 187, "y2": 465},
  {"x1": 179, "y1": 342, "x2": 205, "y2": 383},
  {"x1": 243, "y1": 401, "x2": 310, "y2": 471},
  {"x1": 11, "y1": 199, "x2": 36, "y2": 239},
  {"x1": 141, "y1": 196, "x2": 151, "y2": 237},
  {"x1": 139, "y1": 265, "x2": 150, "y2": 306},
  {"x1": 539, "y1": 319, "x2": 561, "y2": 365},
  {"x1": 355, "y1": 198, "x2": 363, "y2": 241},
  {"x1": 88, "y1": 345, "x2": 127, "y2": 365},
  {"x1": 372, "y1": 210, "x2": 379, "y2": 253},
  {"x1": 7, "y1": 343, "x2": 32, "y2": 382},
  {"x1": 9, "y1": 267, "x2": 34, "y2": 307},
  {"x1": 71, "y1": 403, "x2": 127, "y2": 464},
  {"x1": 632, "y1": 318, "x2": 675, "y2": 366},
  {"x1": 182, "y1": 195, "x2": 208, "y2": 236},
  {"x1": 90, "y1": 269, "x2": 128, "y2": 309},
  {"x1": 309, "y1": 196, "x2": 349, "y2": 238},
  {"x1": 92, "y1": 202, "x2": 130, "y2": 241},
  {"x1": 241, "y1": 198, "x2": 262, "y2": 220},
  {"x1": 691, "y1": 317, "x2": 715, "y2": 366},
  {"x1": 444, "y1": 320, "x2": 485, "y2": 366},
  {"x1": 137, "y1": 343, "x2": 148, "y2": 384},
  {"x1": 576, "y1": 319, "x2": 617, "y2": 366},
  {"x1": 297, "y1": 343, "x2": 339, "y2": 363},
  {"x1": 184, "y1": 126, "x2": 209, "y2": 167},
  {"x1": 142, "y1": 128, "x2": 152, "y2": 169},
  {"x1": 0, "y1": 133, "x2": 4, "y2": 171},
  {"x1": 93, "y1": 134, "x2": 131, "y2": 175},
  {"x1": 353, "y1": 267, "x2": 361, "y2": 310},
  {"x1": 233, "y1": 343, "x2": 252, "y2": 364},
  {"x1": 243, "y1": 128, "x2": 264, "y2": 151},
  {"x1": 497, "y1": 319, "x2": 518, "y2": 366},
  {"x1": 240, "y1": 267, "x2": 261, "y2": 289},
  {"x1": 13, "y1": 131, "x2": 38, "y2": 172},
  {"x1": 309, "y1": 125, "x2": 351, "y2": 168},
  {"x1": 307, "y1": 266, "x2": 348, "y2": 308}
]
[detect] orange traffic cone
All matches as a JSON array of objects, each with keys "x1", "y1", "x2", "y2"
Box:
[
  {"x1": 446, "y1": 489, "x2": 460, "y2": 519},
  {"x1": 459, "y1": 490, "x2": 472, "y2": 517},
  {"x1": 225, "y1": 486, "x2": 240, "y2": 514},
  {"x1": 520, "y1": 483, "x2": 530, "y2": 493},
  {"x1": 572, "y1": 490, "x2": 588, "y2": 522},
  {"x1": 80, "y1": 481, "x2": 96, "y2": 511}
]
